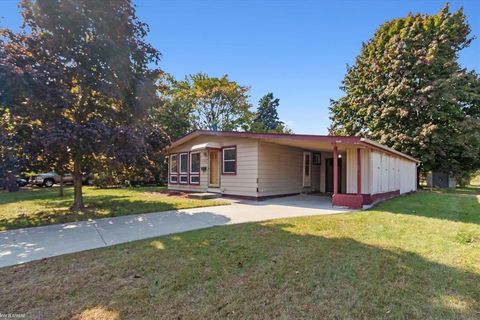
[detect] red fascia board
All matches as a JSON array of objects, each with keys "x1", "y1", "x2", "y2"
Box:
[{"x1": 167, "y1": 130, "x2": 418, "y2": 163}]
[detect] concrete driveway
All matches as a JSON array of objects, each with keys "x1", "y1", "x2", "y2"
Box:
[{"x1": 0, "y1": 194, "x2": 351, "y2": 268}]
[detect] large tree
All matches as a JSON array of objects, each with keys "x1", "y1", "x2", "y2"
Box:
[
  {"x1": 1, "y1": 0, "x2": 161, "y2": 208},
  {"x1": 250, "y1": 92, "x2": 290, "y2": 133},
  {"x1": 330, "y1": 5, "x2": 480, "y2": 177},
  {"x1": 173, "y1": 73, "x2": 252, "y2": 131}
]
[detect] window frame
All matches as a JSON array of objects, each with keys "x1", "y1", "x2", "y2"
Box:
[
  {"x1": 222, "y1": 146, "x2": 237, "y2": 175},
  {"x1": 189, "y1": 151, "x2": 201, "y2": 185},
  {"x1": 313, "y1": 152, "x2": 321, "y2": 165},
  {"x1": 169, "y1": 154, "x2": 178, "y2": 184},
  {"x1": 179, "y1": 153, "x2": 188, "y2": 174},
  {"x1": 169, "y1": 174, "x2": 178, "y2": 184},
  {"x1": 170, "y1": 154, "x2": 179, "y2": 174},
  {"x1": 189, "y1": 175, "x2": 200, "y2": 185},
  {"x1": 189, "y1": 151, "x2": 201, "y2": 174}
]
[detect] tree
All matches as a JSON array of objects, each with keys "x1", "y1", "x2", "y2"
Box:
[
  {"x1": 1, "y1": 0, "x2": 161, "y2": 209},
  {"x1": 329, "y1": 4, "x2": 480, "y2": 177},
  {"x1": 250, "y1": 92, "x2": 290, "y2": 133},
  {"x1": 173, "y1": 73, "x2": 252, "y2": 131}
]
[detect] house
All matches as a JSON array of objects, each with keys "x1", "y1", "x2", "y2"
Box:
[{"x1": 166, "y1": 130, "x2": 419, "y2": 209}]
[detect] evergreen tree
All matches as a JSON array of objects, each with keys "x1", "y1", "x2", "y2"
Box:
[{"x1": 251, "y1": 93, "x2": 289, "y2": 133}]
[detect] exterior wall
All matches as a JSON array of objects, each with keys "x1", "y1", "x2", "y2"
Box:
[
  {"x1": 167, "y1": 136, "x2": 259, "y2": 197},
  {"x1": 167, "y1": 134, "x2": 417, "y2": 204},
  {"x1": 320, "y1": 152, "x2": 328, "y2": 193},
  {"x1": 346, "y1": 148, "x2": 371, "y2": 194},
  {"x1": 370, "y1": 150, "x2": 416, "y2": 195},
  {"x1": 311, "y1": 157, "x2": 321, "y2": 192},
  {"x1": 257, "y1": 142, "x2": 303, "y2": 197}
]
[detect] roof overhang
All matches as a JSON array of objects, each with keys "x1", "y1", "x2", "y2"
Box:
[{"x1": 167, "y1": 130, "x2": 419, "y2": 163}]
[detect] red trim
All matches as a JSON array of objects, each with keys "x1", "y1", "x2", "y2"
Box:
[
  {"x1": 332, "y1": 193, "x2": 363, "y2": 209},
  {"x1": 362, "y1": 190, "x2": 400, "y2": 205},
  {"x1": 333, "y1": 145, "x2": 338, "y2": 195},
  {"x1": 167, "y1": 130, "x2": 418, "y2": 163},
  {"x1": 179, "y1": 153, "x2": 189, "y2": 184},
  {"x1": 221, "y1": 145, "x2": 237, "y2": 175},
  {"x1": 357, "y1": 148, "x2": 361, "y2": 194},
  {"x1": 168, "y1": 154, "x2": 179, "y2": 184},
  {"x1": 188, "y1": 151, "x2": 201, "y2": 185}
]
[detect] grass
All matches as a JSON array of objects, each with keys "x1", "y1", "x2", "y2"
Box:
[
  {"x1": 0, "y1": 189, "x2": 479, "y2": 319},
  {"x1": 0, "y1": 186, "x2": 229, "y2": 230}
]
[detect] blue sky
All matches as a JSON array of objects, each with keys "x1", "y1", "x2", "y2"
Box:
[{"x1": 1, "y1": 0, "x2": 479, "y2": 134}]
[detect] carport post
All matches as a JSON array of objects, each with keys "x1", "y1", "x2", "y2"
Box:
[
  {"x1": 333, "y1": 145, "x2": 338, "y2": 195},
  {"x1": 357, "y1": 148, "x2": 361, "y2": 195}
]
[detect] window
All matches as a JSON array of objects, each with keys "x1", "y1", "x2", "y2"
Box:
[
  {"x1": 179, "y1": 175, "x2": 188, "y2": 184},
  {"x1": 169, "y1": 154, "x2": 178, "y2": 184},
  {"x1": 313, "y1": 152, "x2": 321, "y2": 165},
  {"x1": 189, "y1": 152, "x2": 200, "y2": 185},
  {"x1": 222, "y1": 147, "x2": 236, "y2": 174},
  {"x1": 190, "y1": 175, "x2": 200, "y2": 184},
  {"x1": 179, "y1": 153, "x2": 188, "y2": 174},
  {"x1": 304, "y1": 153, "x2": 310, "y2": 176},
  {"x1": 190, "y1": 152, "x2": 200, "y2": 174},
  {"x1": 170, "y1": 154, "x2": 178, "y2": 173}
]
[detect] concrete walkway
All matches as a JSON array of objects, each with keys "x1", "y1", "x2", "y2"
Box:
[{"x1": 0, "y1": 194, "x2": 350, "y2": 268}]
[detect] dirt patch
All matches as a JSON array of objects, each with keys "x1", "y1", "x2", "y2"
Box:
[{"x1": 143, "y1": 191, "x2": 190, "y2": 198}]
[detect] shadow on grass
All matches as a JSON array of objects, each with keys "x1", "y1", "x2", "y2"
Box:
[
  {"x1": 372, "y1": 191, "x2": 480, "y2": 225},
  {"x1": 1, "y1": 221, "x2": 479, "y2": 319},
  {"x1": 0, "y1": 186, "x2": 167, "y2": 206},
  {"x1": 0, "y1": 193, "x2": 211, "y2": 231}
]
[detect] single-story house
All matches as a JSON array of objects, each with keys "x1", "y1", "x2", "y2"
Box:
[{"x1": 166, "y1": 130, "x2": 419, "y2": 209}]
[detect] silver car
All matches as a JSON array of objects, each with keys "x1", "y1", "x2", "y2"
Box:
[{"x1": 30, "y1": 172, "x2": 92, "y2": 187}]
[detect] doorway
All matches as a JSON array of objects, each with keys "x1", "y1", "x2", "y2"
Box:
[
  {"x1": 303, "y1": 152, "x2": 312, "y2": 187},
  {"x1": 209, "y1": 150, "x2": 220, "y2": 187},
  {"x1": 325, "y1": 158, "x2": 342, "y2": 193}
]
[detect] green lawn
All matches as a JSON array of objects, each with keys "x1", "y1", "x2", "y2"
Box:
[
  {"x1": 1, "y1": 189, "x2": 479, "y2": 319},
  {"x1": 0, "y1": 186, "x2": 228, "y2": 230}
]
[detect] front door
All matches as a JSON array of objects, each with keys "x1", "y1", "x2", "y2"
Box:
[
  {"x1": 209, "y1": 150, "x2": 220, "y2": 187},
  {"x1": 326, "y1": 158, "x2": 342, "y2": 193},
  {"x1": 303, "y1": 152, "x2": 312, "y2": 187}
]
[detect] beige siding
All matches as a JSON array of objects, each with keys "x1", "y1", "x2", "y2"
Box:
[
  {"x1": 369, "y1": 150, "x2": 416, "y2": 195},
  {"x1": 168, "y1": 135, "x2": 258, "y2": 197},
  {"x1": 257, "y1": 142, "x2": 303, "y2": 196},
  {"x1": 346, "y1": 148, "x2": 370, "y2": 194},
  {"x1": 399, "y1": 159, "x2": 417, "y2": 193}
]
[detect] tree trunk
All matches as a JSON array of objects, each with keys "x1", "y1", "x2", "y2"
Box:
[
  {"x1": 5, "y1": 172, "x2": 19, "y2": 192},
  {"x1": 59, "y1": 174, "x2": 64, "y2": 197},
  {"x1": 71, "y1": 157, "x2": 84, "y2": 210},
  {"x1": 417, "y1": 166, "x2": 422, "y2": 189}
]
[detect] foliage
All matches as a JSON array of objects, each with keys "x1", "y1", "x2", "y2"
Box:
[
  {"x1": 0, "y1": 0, "x2": 163, "y2": 206},
  {"x1": 173, "y1": 73, "x2": 253, "y2": 131},
  {"x1": 329, "y1": 5, "x2": 480, "y2": 176},
  {"x1": 250, "y1": 92, "x2": 290, "y2": 133}
]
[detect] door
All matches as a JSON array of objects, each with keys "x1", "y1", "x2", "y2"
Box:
[
  {"x1": 209, "y1": 150, "x2": 220, "y2": 187},
  {"x1": 326, "y1": 158, "x2": 342, "y2": 193},
  {"x1": 303, "y1": 152, "x2": 312, "y2": 187}
]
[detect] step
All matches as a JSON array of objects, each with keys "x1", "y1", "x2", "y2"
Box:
[{"x1": 188, "y1": 192, "x2": 222, "y2": 200}]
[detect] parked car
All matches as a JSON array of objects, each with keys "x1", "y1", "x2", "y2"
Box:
[
  {"x1": 30, "y1": 172, "x2": 93, "y2": 187},
  {"x1": 0, "y1": 176, "x2": 29, "y2": 189},
  {"x1": 16, "y1": 178, "x2": 28, "y2": 187}
]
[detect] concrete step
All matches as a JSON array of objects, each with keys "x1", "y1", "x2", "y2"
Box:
[{"x1": 188, "y1": 192, "x2": 222, "y2": 200}]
